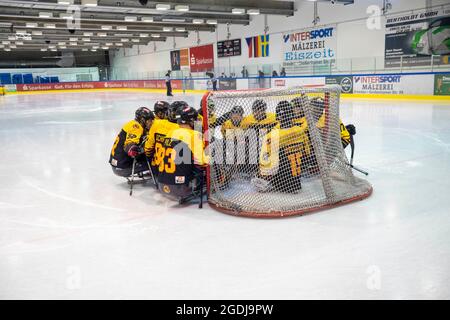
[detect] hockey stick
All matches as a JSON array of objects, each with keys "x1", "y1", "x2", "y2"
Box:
[
  {"x1": 129, "y1": 157, "x2": 137, "y2": 196},
  {"x1": 349, "y1": 133, "x2": 355, "y2": 166},
  {"x1": 348, "y1": 134, "x2": 369, "y2": 176},
  {"x1": 145, "y1": 157, "x2": 158, "y2": 189},
  {"x1": 350, "y1": 164, "x2": 369, "y2": 176},
  {"x1": 199, "y1": 170, "x2": 204, "y2": 209}
]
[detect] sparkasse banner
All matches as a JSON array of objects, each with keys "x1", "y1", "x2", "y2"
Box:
[
  {"x1": 189, "y1": 44, "x2": 214, "y2": 72},
  {"x1": 282, "y1": 25, "x2": 337, "y2": 67}
]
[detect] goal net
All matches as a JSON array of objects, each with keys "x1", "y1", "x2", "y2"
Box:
[{"x1": 201, "y1": 85, "x2": 372, "y2": 218}]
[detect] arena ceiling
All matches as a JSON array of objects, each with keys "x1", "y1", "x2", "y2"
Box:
[{"x1": 0, "y1": 0, "x2": 299, "y2": 52}]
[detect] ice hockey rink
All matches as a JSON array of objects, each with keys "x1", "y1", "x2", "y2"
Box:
[{"x1": 0, "y1": 91, "x2": 449, "y2": 299}]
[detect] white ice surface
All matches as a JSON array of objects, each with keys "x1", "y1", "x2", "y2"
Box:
[{"x1": 0, "y1": 91, "x2": 449, "y2": 299}]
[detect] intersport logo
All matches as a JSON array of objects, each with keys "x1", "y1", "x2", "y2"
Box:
[
  {"x1": 283, "y1": 27, "x2": 334, "y2": 43},
  {"x1": 354, "y1": 75, "x2": 402, "y2": 83}
]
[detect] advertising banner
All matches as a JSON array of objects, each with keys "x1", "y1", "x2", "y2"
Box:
[
  {"x1": 282, "y1": 25, "x2": 337, "y2": 67},
  {"x1": 189, "y1": 44, "x2": 214, "y2": 72},
  {"x1": 385, "y1": 8, "x2": 450, "y2": 68},
  {"x1": 270, "y1": 77, "x2": 325, "y2": 89},
  {"x1": 170, "y1": 50, "x2": 181, "y2": 71},
  {"x1": 180, "y1": 49, "x2": 190, "y2": 69},
  {"x1": 15, "y1": 80, "x2": 183, "y2": 92},
  {"x1": 218, "y1": 79, "x2": 237, "y2": 90},
  {"x1": 353, "y1": 74, "x2": 434, "y2": 95},
  {"x1": 325, "y1": 76, "x2": 353, "y2": 93},
  {"x1": 217, "y1": 39, "x2": 241, "y2": 58},
  {"x1": 434, "y1": 73, "x2": 450, "y2": 95}
]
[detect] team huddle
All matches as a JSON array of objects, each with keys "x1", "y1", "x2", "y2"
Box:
[{"x1": 109, "y1": 96, "x2": 355, "y2": 203}]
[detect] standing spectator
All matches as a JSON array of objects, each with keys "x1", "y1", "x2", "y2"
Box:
[
  {"x1": 272, "y1": 70, "x2": 278, "y2": 77},
  {"x1": 241, "y1": 66, "x2": 249, "y2": 78},
  {"x1": 280, "y1": 67, "x2": 286, "y2": 77},
  {"x1": 209, "y1": 72, "x2": 218, "y2": 91},
  {"x1": 165, "y1": 70, "x2": 173, "y2": 96},
  {"x1": 258, "y1": 70, "x2": 265, "y2": 88}
]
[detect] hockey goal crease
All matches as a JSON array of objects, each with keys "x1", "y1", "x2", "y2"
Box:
[{"x1": 201, "y1": 85, "x2": 372, "y2": 218}]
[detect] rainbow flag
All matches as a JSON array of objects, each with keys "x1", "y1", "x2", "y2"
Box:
[{"x1": 246, "y1": 34, "x2": 269, "y2": 58}]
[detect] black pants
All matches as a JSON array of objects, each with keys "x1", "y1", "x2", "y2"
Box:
[
  {"x1": 111, "y1": 158, "x2": 149, "y2": 177},
  {"x1": 166, "y1": 81, "x2": 172, "y2": 96},
  {"x1": 212, "y1": 80, "x2": 217, "y2": 91}
]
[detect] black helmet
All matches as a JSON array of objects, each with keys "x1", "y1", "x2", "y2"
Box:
[
  {"x1": 231, "y1": 105, "x2": 244, "y2": 115},
  {"x1": 291, "y1": 95, "x2": 306, "y2": 118},
  {"x1": 168, "y1": 101, "x2": 189, "y2": 123},
  {"x1": 252, "y1": 99, "x2": 267, "y2": 113},
  {"x1": 135, "y1": 107, "x2": 154, "y2": 125},
  {"x1": 177, "y1": 105, "x2": 198, "y2": 125},
  {"x1": 154, "y1": 101, "x2": 169, "y2": 117},
  {"x1": 310, "y1": 96, "x2": 325, "y2": 110},
  {"x1": 275, "y1": 100, "x2": 294, "y2": 123}
]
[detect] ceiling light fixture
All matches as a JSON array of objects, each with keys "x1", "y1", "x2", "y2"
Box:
[
  {"x1": 232, "y1": 8, "x2": 246, "y2": 14},
  {"x1": 162, "y1": 18, "x2": 185, "y2": 22},
  {"x1": 141, "y1": 17, "x2": 154, "y2": 22},
  {"x1": 39, "y1": 12, "x2": 53, "y2": 18},
  {"x1": 175, "y1": 5, "x2": 189, "y2": 12},
  {"x1": 81, "y1": 0, "x2": 97, "y2": 6},
  {"x1": 57, "y1": 0, "x2": 74, "y2": 4},
  {"x1": 247, "y1": 9, "x2": 260, "y2": 15},
  {"x1": 156, "y1": 3, "x2": 171, "y2": 10},
  {"x1": 60, "y1": 13, "x2": 74, "y2": 19}
]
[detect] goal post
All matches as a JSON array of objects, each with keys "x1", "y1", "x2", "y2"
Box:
[{"x1": 201, "y1": 86, "x2": 372, "y2": 218}]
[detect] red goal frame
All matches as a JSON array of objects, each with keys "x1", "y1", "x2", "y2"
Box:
[{"x1": 201, "y1": 90, "x2": 373, "y2": 218}]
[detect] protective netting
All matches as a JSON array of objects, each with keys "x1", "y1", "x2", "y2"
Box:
[{"x1": 203, "y1": 85, "x2": 372, "y2": 217}]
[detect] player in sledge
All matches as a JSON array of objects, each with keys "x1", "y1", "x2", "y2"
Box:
[
  {"x1": 157, "y1": 105, "x2": 209, "y2": 207},
  {"x1": 153, "y1": 100, "x2": 170, "y2": 120},
  {"x1": 253, "y1": 100, "x2": 310, "y2": 193},
  {"x1": 109, "y1": 107, "x2": 155, "y2": 179},
  {"x1": 144, "y1": 101, "x2": 182, "y2": 177}
]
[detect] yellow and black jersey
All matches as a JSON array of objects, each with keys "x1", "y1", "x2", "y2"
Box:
[
  {"x1": 157, "y1": 127, "x2": 208, "y2": 187},
  {"x1": 109, "y1": 120, "x2": 144, "y2": 168},
  {"x1": 220, "y1": 119, "x2": 244, "y2": 139},
  {"x1": 144, "y1": 119, "x2": 179, "y2": 167},
  {"x1": 259, "y1": 126, "x2": 310, "y2": 188},
  {"x1": 317, "y1": 114, "x2": 351, "y2": 148},
  {"x1": 293, "y1": 116, "x2": 308, "y2": 132},
  {"x1": 241, "y1": 112, "x2": 277, "y2": 130}
]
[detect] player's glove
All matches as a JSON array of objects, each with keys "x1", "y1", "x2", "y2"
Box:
[
  {"x1": 346, "y1": 124, "x2": 356, "y2": 135},
  {"x1": 127, "y1": 145, "x2": 140, "y2": 158}
]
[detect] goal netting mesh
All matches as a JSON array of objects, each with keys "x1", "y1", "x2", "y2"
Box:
[{"x1": 202, "y1": 85, "x2": 372, "y2": 217}]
